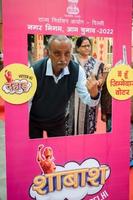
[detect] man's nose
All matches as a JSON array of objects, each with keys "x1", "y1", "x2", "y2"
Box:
[{"x1": 60, "y1": 54, "x2": 66, "y2": 62}]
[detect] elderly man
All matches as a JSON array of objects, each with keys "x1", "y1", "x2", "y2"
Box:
[{"x1": 29, "y1": 35, "x2": 100, "y2": 138}]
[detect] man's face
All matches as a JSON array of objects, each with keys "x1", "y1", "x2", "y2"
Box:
[{"x1": 49, "y1": 39, "x2": 72, "y2": 74}]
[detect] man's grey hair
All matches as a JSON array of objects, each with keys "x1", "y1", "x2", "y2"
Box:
[{"x1": 48, "y1": 35, "x2": 72, "y2": 49}]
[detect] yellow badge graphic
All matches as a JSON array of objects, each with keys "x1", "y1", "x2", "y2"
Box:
[
  {"x1": 107, "y1": 64, "x2": 133, "y2": 100},
  {"x1": 0, "y1": 63, "x2": 37, "y2": 104}
]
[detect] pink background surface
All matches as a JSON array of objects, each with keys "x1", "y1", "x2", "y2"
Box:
[{"x1": 2, "y1": 0, "x2": 132, "y2": 199}]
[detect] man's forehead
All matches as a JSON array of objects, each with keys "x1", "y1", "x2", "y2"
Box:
[{"x1": 50, "y1": 39, "x2": 72, "y2": 48}]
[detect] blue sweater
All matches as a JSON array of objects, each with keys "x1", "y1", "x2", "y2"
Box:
[{"x1": 30, "y1": 58, "x2": 79, "y2": 123}]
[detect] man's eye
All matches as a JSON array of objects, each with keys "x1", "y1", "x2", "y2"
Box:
[
  {"x1": 54, "y1": 52, "x2": 60, "y2": 56},
  {"x1": 65, "y1": 52, "x2": 70, "y2": 56}
]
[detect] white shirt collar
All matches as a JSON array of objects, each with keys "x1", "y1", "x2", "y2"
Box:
[{"x1": 46, "y1": 58, "x2": 70, "y2": 76}]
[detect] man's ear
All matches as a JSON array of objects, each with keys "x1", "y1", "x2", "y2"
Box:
[{"x1": 48, "y1": 50, "x2": 51, "y2": 58}]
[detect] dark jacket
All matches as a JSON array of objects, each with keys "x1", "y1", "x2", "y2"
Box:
[{"x1": 30, "y1": 58, "x2": 79, "y2": 123}]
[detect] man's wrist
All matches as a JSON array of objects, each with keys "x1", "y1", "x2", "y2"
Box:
[{"x1": 90, "y1": 91, "x2": 100, "y2": 100}]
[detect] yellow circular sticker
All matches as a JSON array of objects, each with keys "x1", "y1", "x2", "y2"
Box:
[
  {"x1": 0, "y1": 63, "x2": 37, "y2": 104},
  {"x1": 107, "y1": 64, "x2": 133, "y2": 100}
]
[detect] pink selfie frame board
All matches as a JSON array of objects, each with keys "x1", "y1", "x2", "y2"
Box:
[{"x1": 2, "y1": 0, "x2": 132, "y2": 200}]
